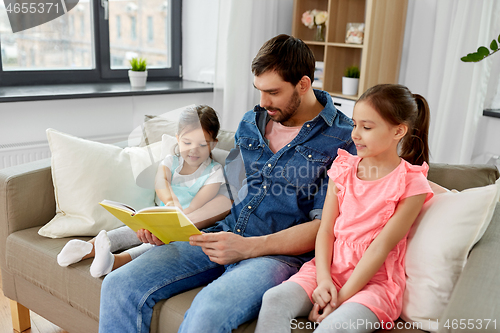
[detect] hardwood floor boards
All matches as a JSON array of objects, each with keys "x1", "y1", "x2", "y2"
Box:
[{"x1": 0, "y1": 269, "x2": 67, "y2": 333}]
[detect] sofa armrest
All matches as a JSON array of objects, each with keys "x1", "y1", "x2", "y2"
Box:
[
  {"x1": 0, "y1": 158, "x2": 56, "y2": 234},
  {"x1": 0, "y1": 157, "x2": 55, "y2": 267},
  {"x1": 438, "y1": 202, "x2": 500, "y2": 332}
]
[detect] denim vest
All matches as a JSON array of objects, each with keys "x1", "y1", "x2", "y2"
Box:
[{"x1": 205, "y1": 90, "x2": 356, "y2": 267}]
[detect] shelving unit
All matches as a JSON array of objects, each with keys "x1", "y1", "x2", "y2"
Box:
[{"x1": 292, "y1": 0, "x2": 408, "y2": 100}]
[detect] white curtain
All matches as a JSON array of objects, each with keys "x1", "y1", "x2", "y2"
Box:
[
  {"x1": 399, "y1": 0, "x2": 500, "y2": 164},
  {"x1": 212, "y1": 0, "x2": 293, "y2": 131}
]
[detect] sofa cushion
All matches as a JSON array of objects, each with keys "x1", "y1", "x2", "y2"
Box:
[
  {"x1": 6, "y1": 227, "x2": 100, "y2": 320},
  {"x1": 428, "y1": 163, "x2": 500, "y2": 191},
  {"x1": 402, "y1": 179, "x2": 500, "y2": 331}
]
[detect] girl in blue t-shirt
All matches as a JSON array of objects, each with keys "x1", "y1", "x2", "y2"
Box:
[{"x1": 57, "y1": 105, "x2": 224, "y2": 277}]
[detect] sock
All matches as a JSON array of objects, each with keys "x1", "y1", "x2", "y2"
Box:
[
  {"x1": 90, "y1": 230, "x2": 115, "y2": 278},
  {"x1": 57, "y1": 239, "x2": 93, "y2": 267}
]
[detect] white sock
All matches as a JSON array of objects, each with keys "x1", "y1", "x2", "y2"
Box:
[
  {"x1": 57, "y1": 239, "x2": 93, "y2": 267},
  {"x1": 90, "y1": 230, "x2": 115, "y2": 278}
]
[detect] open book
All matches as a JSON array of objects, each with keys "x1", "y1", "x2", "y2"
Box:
[{"x1": 99, "y1": 200, "x2": 201, "y2": 244}]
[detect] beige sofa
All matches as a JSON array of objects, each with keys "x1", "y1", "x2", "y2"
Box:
[{"x1": 1, "y1": 143, "x2": 499, "y2": 333}]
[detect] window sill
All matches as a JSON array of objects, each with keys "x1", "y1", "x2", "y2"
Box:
[
  {"x1": 483, "y1": 109, "x2": 500, "y2": 118},
  {"x1": 0, "y1": 80, "x2": 213, "y2": 103}
]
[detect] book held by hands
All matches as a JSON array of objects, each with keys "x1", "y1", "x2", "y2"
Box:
[{"x1": 99, "y1": 200, "x2": 201, "y2": 244}]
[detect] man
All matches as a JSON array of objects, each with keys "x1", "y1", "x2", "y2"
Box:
[{"x1": 99, "y1": 34, "x2": 355, "y2": 332}]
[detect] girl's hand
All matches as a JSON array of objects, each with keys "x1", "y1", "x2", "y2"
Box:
[
  {"x1": 308, "y1": 303, "x2": 336, "y2": 323},
  {"x1": 136, "y1": 229, "x2": 165, "y2": 246},
  {"x1": 164, "y1": 201, "x2": 176, "y2": 207},
  {"x1": 312, "y1": 279, "x2": 338, "y2": 309}
]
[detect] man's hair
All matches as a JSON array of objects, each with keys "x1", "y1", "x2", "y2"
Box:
[{"x1": 251, "y1": 34, "x2": 315, "y2": 86}]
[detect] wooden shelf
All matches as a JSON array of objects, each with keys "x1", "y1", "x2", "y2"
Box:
[
  {"x1": 328, "y1": 91, "x2": 358, "y2": 100},
  {"x1": 327, "y1": 42, "x2": 363, "y2": 48},
  {"x1": 292, "y1": 0, "x2": 408, "y2": 100}
]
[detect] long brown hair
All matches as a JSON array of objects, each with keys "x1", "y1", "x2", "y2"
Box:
[{"x1": 357, "y1": 84, "x2": 430, "y2": 165}]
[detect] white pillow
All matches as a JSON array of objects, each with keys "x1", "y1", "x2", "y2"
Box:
[
  {"x1": 38, "y1": 129, "x2": 156, "y2": 238},
  {"x1": 402, "y1": 179, "x2": 500, "y2": 331},
  {"x1": 160, "y1": 133, "x2": 179, "y2": 159}
]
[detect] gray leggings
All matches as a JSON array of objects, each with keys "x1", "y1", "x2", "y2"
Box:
[
  {"x1": 256, "y1": 282, "x2": 379, "y2": 333},
  {"x1": 107, "y1": 226, "x2": 154, "y2": 260}
]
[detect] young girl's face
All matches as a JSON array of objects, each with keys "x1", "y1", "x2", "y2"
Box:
[
  {"x1": 351, "y1": 101, "x2": 404, "y2": 159},
  {"x1": 177, "y1": 127, "x2": 215, "y2": 168}
]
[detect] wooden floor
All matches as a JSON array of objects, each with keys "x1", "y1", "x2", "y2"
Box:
[{"x1": 0, "y1": 269, "x2": 67, "y2": 333}]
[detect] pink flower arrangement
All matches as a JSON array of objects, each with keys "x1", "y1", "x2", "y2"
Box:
[{"x1": 302, "y1": 9, "x2": 328, "y2": 29}]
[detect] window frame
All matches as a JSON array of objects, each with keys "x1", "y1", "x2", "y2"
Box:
[{"x1": 0, "y1": 0, "x2": 181, "y2": 86}]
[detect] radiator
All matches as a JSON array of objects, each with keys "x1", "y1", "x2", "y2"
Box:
[{"x1": 0, "y1": 133, "x2": 129, "y2": 169}]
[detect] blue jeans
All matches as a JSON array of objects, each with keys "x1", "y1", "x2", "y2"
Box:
[{"x1": 99, "y1": 241, "x2": 298, "y2": 333}]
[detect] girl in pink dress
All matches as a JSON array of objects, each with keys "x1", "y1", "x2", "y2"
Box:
[{"x1": 256, "y1": 84, "x2": 434, "y2": 333}]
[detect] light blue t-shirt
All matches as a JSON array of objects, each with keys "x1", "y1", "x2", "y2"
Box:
[{"x1": 160, "y1": 155, "x2": 224, "y2": 209}]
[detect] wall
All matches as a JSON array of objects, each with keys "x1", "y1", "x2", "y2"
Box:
[{"x1": 0, "y1": 92, "x2": 214, "y2": 146}]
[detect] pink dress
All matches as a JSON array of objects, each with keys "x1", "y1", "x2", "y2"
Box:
[{"x1": 288, "y1": 149, "x2": 433, "y2": 325}]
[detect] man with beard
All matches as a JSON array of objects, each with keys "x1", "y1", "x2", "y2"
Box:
[{"x1": 99, "y1": 34, "x2": 355, "y2": 333}]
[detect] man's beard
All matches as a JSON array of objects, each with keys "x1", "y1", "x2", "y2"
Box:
[{"x1": 267, "y1": 89, "x2": 301, "y2": 126}]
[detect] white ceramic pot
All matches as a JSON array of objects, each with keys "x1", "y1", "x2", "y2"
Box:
[
  {"x1": 342, "y1": 77, "x2": 359, "y2": 96},
  {"x1": 128, "y1": 70, "x2": 148, "y2": 88}
]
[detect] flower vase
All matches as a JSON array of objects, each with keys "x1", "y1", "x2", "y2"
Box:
[{"x1": 315, "y1": 24, "x2": 325, "y2": 42}]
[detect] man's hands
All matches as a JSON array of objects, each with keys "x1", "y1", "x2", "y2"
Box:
[
  {"x1": 189, "y1": 232, "x2": 256, "y2": 265},
  {"x1": 309, "y1": 280, "x2": 338, "y2": 323},
  {"x1": 135, "y1": 230, "x2": 259, "y2": 265}
]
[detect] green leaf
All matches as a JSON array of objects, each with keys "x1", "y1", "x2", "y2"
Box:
[
  {"x1": 461, "y1": 56, "x2": 473, "y2": 62},
  {"x1": 472, "y1": 53, "x2": 484, "y2": 62},
  {"x1": 491, "y1": 39, "x2": 499, "y2": 51},
  {"x1": 477, "y1": 46, "x2": 490, "y2": 58}
]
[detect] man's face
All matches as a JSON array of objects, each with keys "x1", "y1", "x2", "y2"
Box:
[{"x1": 253, "y1": 71, "x2": 301, "y2": 126}]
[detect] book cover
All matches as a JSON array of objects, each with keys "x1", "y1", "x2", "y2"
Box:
[{"x1": 99, "y1": 200, "x2": 201, "y2": 244}]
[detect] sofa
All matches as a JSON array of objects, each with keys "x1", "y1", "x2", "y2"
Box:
[{"x1": 1, "y1": 128, "x2": 500, "y2": 332}]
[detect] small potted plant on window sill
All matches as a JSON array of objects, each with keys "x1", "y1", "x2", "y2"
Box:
[
  {"x1": 342, "y1": 65, "x2": 360, "y2": 96},
  {"x1": 128, "y1": 57, "x2": 148, "y2": 89}
]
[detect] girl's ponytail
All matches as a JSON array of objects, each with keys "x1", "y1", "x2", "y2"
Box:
[
  {"x1": 358, "y1": 84, "x2": 431, "y2": 166},
  {"x1": 399, "y1": 94, "x2": 430, "y2": 165}
]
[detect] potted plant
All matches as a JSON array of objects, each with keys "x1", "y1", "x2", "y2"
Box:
[
  {"x1": 342, "y1": 65, "x2": 360, "y2": 96},
  {"x1": 128, "y1": 57, "x2": 148, "y2": 88}
]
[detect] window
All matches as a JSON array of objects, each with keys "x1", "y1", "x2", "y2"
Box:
[
  {"x1": 0, "y1": 0, "x2": 181, "y2": 86},
  {"x1": 116, "y1": 15, "x2": 121, "y2": 40},
  {"x1": 147, "y1": 16, "x2": 153, "y2": 43},
  {"x1": 130, "y1": 16, "x2": 137, "y2": 40},
  {"x1": 80, "y1": 15, "x2": 85, "y2": 37}
]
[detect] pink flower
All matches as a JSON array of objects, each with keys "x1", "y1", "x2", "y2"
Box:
[{"x1": 302, "y1": 11, "x2": 314, "y2": 29}]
